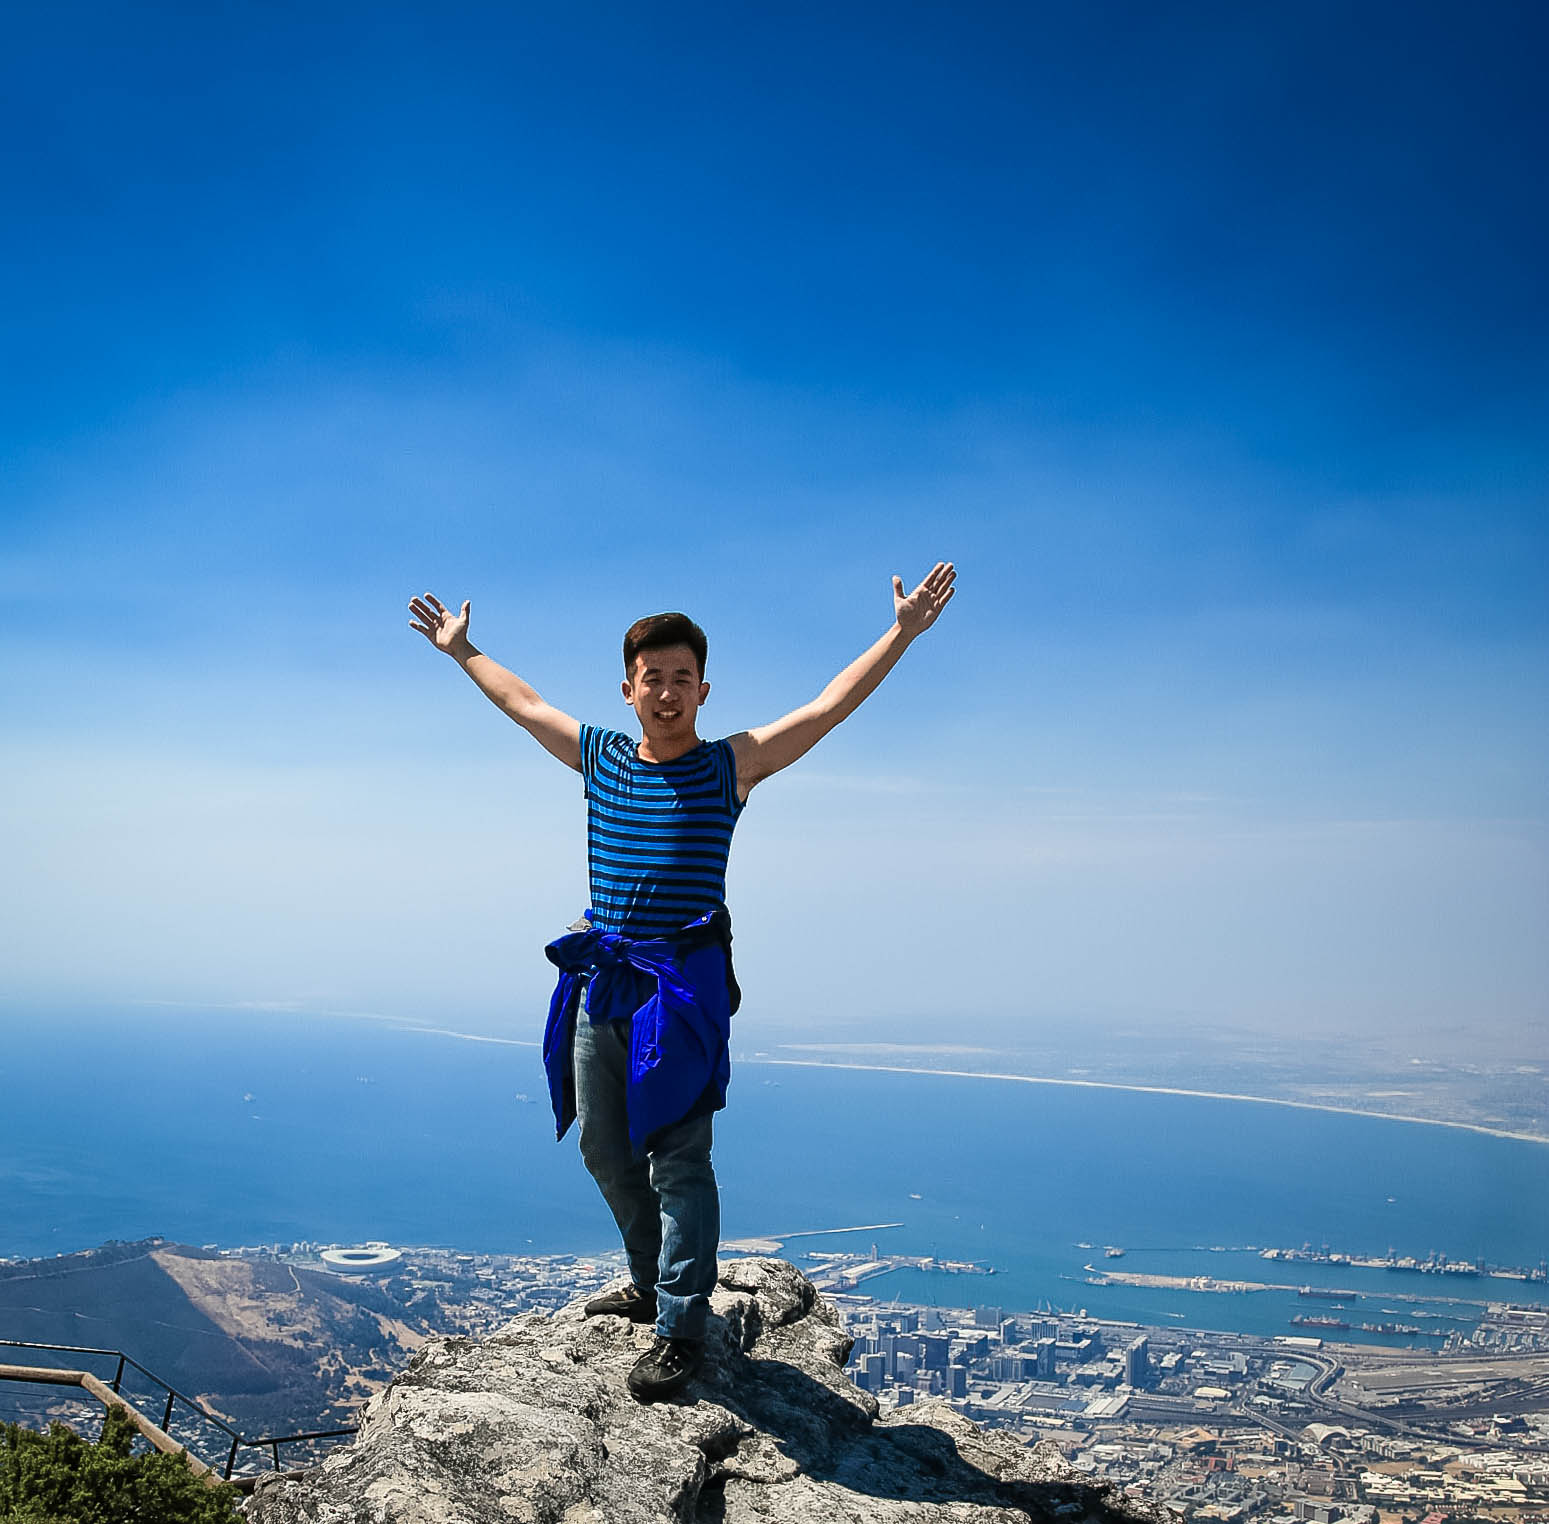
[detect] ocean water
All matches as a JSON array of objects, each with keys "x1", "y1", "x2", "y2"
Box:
[{"x1": 4, "y1": 1006, "x2": 1546, "y2": 1345}]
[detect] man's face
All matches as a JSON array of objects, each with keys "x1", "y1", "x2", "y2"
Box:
[{"x1": 622, "y1": 643, "x2": 710, "y2": 744}]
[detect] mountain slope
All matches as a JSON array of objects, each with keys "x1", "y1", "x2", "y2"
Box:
[{"x1": 0, "y1": 1239, "x2": 431, "y2": 1435}]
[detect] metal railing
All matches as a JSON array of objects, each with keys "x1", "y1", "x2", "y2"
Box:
[{"x1": 0, "y1": 1339, "x2": 357, "y2": 1490}]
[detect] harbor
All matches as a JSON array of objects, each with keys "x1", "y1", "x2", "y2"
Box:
[
  {"x1": 1259, "y1": 1242, "x2": 1549, "y2": 1282},
  {"x1": 1085, "y1": 1262, "x2": 1502, "y2": 1312}
]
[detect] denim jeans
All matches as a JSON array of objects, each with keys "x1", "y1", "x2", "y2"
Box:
[{"x1": 573, "y1": 999, "x2": 719, "y2": 1341}]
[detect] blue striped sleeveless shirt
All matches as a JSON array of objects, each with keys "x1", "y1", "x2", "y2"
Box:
[{"x1": 579, "y1": 725, "x2": 745, "y2": 937}]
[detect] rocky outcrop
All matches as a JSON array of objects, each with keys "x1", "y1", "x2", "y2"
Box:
[{"x1": 246, "y1": 1258, "x2": 1172, "y2": 1524}]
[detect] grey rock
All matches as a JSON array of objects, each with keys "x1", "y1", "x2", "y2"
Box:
[{"x1": 245, "y1": 1258, "x2": 1173, "y2": 1524}]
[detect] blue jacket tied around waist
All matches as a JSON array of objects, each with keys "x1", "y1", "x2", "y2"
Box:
[{"x1": 543, "y1": 908, "x2": 740, "y2": 1154}]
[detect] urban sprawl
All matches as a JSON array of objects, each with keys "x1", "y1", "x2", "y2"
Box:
[{"x1": 227, "y1": 1239, "x2": 1549, "y2": 1522}]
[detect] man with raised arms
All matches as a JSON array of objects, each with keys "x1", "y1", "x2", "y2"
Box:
[{"x1": 408, "y1": 563, "x2": 955, "y2": 1400}]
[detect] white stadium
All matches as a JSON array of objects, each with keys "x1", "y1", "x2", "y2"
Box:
[{"x1": 320, "y1": 1243, "x2": 403, "y2": 1273}]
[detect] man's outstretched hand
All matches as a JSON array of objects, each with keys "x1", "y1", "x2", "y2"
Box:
[
  {"x1": 893, "y1": 561, "x2": 956, "y2": 639},
  {"x1": 405, "y1": 592, "x2": 582, "y2": 767},
  {"x1": 408, "y1": 592, "x2": 473, "y2": 657}
]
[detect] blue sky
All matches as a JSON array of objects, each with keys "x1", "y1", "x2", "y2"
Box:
[{"x1": 3, "y1": 2, "x2": 1544, "y2": 1049}]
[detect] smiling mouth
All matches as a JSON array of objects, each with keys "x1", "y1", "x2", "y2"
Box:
[{"x1": 653, "y1": 710, "x2": 682, "y2": 722}]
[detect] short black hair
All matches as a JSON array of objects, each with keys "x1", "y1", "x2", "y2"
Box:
[{"x1": 622, "y1": 612, "x2": 708, "y2": 680}]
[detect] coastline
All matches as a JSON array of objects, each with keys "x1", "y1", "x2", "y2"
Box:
[
  {"x1": 744, "y1": 1056, "x2": 1549, "y2": 1148},
  {"x1": 111, "y1": 1002, "x2": 1549, "y2": 1147}
]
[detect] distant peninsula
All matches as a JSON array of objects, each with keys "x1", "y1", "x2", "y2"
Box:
[{"x1": 746, "y1": 1024, "x2": 1549, "y2": 1144}]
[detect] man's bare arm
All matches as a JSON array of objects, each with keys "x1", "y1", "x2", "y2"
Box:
[
  {"x1": 728, "y1": 562, "x2": 955, "y2": 796},
  {"x1": 408, "y1": 593, "x2": 583, "y2": 771}
]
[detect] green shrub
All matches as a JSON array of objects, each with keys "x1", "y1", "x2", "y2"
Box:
[{"x1": 0, "y1": 1406, "x2": 241, "y2": 1524}]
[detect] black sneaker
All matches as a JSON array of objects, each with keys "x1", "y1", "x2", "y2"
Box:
[
  {"x1": 584, "y1": 1283, "x2": 658, "y2": 1324},
  {"x1": 627, "y1": 1335, "x2": 703, "y2": 1402}
]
